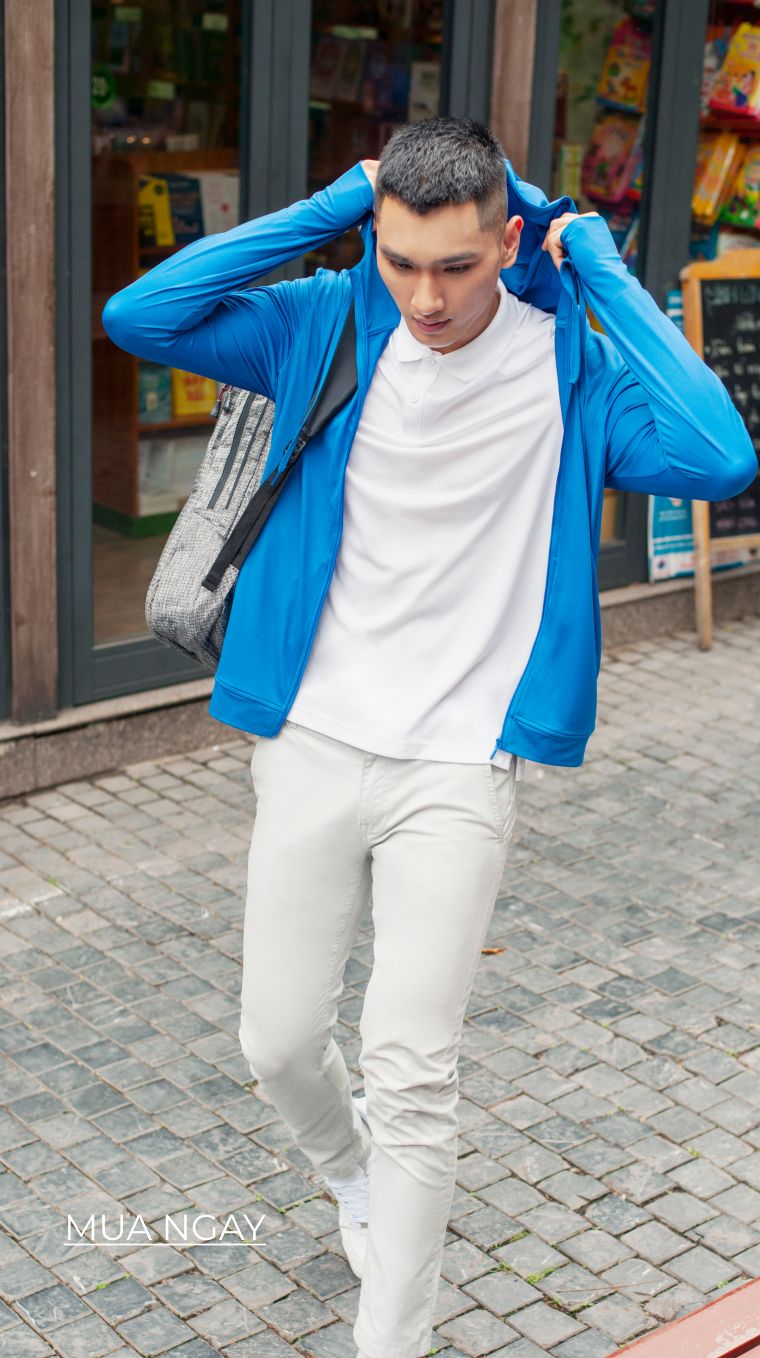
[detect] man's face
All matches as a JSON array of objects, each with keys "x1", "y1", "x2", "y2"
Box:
[{"x1": 374, "y1": 197, "x2": 523, "y2": 354}]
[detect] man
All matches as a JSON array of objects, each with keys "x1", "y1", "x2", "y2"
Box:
[{"x1": 104, "y1": 118, "x2": 755, "y2": 1358}]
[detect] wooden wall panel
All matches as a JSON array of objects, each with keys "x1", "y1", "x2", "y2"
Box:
[
  {"x1": 5, "y1": 0, "x2": 58, "y2": 721},
  {"x1": 489, "y1": 0, "x2": 538, "y2": 178}
]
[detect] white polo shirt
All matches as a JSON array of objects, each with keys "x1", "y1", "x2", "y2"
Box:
[{"x1": 288, "y1": 279, "x2": 563, "y2": 768}]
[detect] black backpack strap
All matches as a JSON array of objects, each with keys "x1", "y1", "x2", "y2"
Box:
[{"x1": 202, "y1": 300, "x2": 358, "y2": 593}]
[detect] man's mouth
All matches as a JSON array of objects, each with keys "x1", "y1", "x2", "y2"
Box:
[{"x1": 413, "y1": 317, "x2": 449, "y2": 335}]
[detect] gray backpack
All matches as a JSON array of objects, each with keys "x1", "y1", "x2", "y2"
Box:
[{"x1": 145, "y1": 302, "x2": 358, "y2": 672}]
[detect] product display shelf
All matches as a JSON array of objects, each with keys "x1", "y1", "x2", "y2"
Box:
[{"x1": 92, "y1": 147, "x2": 236, "y2": 536}]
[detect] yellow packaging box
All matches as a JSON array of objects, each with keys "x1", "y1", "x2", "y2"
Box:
[
  {"x1": 138, "y1": 176, "x2": 175, "y2": 247},
  {"x1": 171, "y1": 369, "x2": 217, "y2": 418}
]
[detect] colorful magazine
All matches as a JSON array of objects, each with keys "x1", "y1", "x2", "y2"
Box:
[
  {"x1": 693, "y1": 132, "x2": 744, "y2": 225},
  {"x1": 720, "y1": 145, "x2": 760, "y2": 227},
  {"x1": 597, "y1": 17, "x2": 651, "y2": 113},
  {"x1": 581, "y1": 113, "x2": 641, "y2": 204},
  {"x1": 710, "y1": 23, "x2": 760, "y2": 121}
]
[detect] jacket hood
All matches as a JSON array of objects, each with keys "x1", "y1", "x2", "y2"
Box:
[{"x1": 356, "y1": 158, "x2": 576, "y2": 327}]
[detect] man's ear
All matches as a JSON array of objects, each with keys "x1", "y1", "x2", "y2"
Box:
[{"x1": 500, "y1": 215, "x2": 523, "y2": 270}]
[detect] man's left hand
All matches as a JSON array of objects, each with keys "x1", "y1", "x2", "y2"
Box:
[
  {"x1": 361, "y1": 160, "x2": 380, "y2": 191},
  {"x1": 542, "y1": 211, "x2": 600, "y2": 271}
]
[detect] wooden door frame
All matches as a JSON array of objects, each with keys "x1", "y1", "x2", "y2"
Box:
[{"x1": 5, "y1": 0, "x2": 55, "y2": 721}]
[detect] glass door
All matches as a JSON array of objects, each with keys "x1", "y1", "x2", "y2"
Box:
[
  {"x1": 90, "y1": 0, "x2": 242, "y2": 649},
  {"x1": 306, "y1": 0, "x2": 445, "y2": 275},
  {"x1": 552, "y1": 0, "x2": 657, "y2": 588}
]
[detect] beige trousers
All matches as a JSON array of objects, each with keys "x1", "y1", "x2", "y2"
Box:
[{"x1": 239, "y1": 721, "x2": 518, "y2": 1358}]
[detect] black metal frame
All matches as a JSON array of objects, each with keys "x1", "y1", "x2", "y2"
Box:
[
  {"x1": 527, "y1": 0, "x2": 706, "y2": 592},
  {"x1": 0, "y1": 0, "x2": 11, "y2": 719},
  {"x1": 55, "y1": 0, "x2": 501, "y2": 706}
]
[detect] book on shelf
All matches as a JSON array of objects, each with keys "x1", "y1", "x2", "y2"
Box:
[
  {"x1": 720, "y1": 146, "x2": 760, "y2": 228},
  {"x1": 693, "y1": 132, "x2": 745, "y2": 226},
  {"x1": 196, "y1": 171, "x2": 239, "y2": 236},
  {"x1": 710, "y1": 24, "x2": 760, "y2": 123},
  {"x1": 138, "y1": 361, "x2": 173, "y2": 423},
  {"x1": 166, "y1": 174, "x2": 204, "y2": 246},
  {"x1": 581, "y1": 113, "x2": 642, "y2": 204},
  {"x1": 171, "y1": 368, "x2": 217, "y2": 418},
  {"x1": 596, "y1": 17, "x2": 651, "y2": 114},
  {"x1": 138, "y1": 177, "x2": 175, "y2": 247}
]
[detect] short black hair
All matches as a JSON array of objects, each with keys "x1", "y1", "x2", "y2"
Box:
[{"x1": 375, "y1": 117, "x2": 508, "y2": 235}]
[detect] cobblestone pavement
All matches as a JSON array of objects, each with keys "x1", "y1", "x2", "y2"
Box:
[{"x1": 1, "y1": 618, "x2": 760, "y2": 1358}]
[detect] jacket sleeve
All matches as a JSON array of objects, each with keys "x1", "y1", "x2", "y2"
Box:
[
  {"x1": 561, "y1": 215, "x2": 758, "y2": 500},
  {"x1": 101, "y1": 164, "x2": 375, "y2": 399}
]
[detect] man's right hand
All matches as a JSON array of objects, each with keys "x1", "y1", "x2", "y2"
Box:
[{"x1": 361, "y1": 160, "x2": 380, "y2": 192}]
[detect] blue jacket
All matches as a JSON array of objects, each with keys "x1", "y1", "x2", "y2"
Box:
[{"x1": 103, "y1": 162, "x2": 757, "y2": 766}]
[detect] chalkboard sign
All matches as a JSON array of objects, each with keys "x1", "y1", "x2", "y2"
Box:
[
  {"x1": 680, "y1": 250, "x2": 760, "y2": 649},
  {"x1": 700, "y1": 278, "x2": 760, "y2": 538}
]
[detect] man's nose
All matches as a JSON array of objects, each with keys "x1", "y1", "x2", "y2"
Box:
[{"x1": 412, "y1": 273, "x2": 444, "y2": 315}]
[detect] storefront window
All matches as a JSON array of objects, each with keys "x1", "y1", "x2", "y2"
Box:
[
  {"x1": 554, "y1": 0, "x2": 657, "y2": 544},
  {"x1": 90, "y1": 0, "x2": 242, "y2": 643},
  {"x1": 306, "y1": 0, "x2": 444, "y2": 275},
  {"x1": 691, "y1": 4, "x2": 760, "y2": 264}
]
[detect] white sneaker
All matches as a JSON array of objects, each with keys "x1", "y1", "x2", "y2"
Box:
[{"x1": 325, "y1": 1097, "x2": 370, "y2": 1279}]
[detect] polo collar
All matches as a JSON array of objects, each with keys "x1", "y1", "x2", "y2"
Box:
[{"x1": 392, "y1": 280, "x2": 523, "y2": 383}]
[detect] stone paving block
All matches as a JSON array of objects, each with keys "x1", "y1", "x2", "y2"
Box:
[
  {"x1": 500, "y1": 1145, "x2": 565, "y2": 1185},
  {"x1": 517, "y1": 1203, "x2": 586, "y2": 1244},
  {"x1": 463, "y1": 1273, "x2": 541, "y2": 1316},
  {"x1": 667, "y1": 1244, "x2": 741, "y2": 1291},
  {"x1": 508, "y1": 1300, "x2": 584, "y2": 1347},
  {"x1": 189, "y1": 1298, "x2": 263, "y2": 1346},
  {"x1": 478, "y1": 1181, "x2": 545, "y2": 1217},
  {"x1": 603, "y1": 1163, "x2": 672, "y2": 1204},
  {"x1": 646, "y1": 1281, "x2": 707, "y2": 1322},
  {"x1": 0, "y1": 1324, "x2": 56, "y2": 1356},
  {"x1": 553, "y1": 1332, "x2": 618, "y2": 1358},
  {"x1": 225, "y1": 1333, "x2": 295, "y2": 1358},
  {"x1": 257, "y1": 1288, "x2": 337, "y2": 1341},
  {"x1": 328, "y1": 1286, "x2": 361, "y2": 1325},
  {"x1": 695, "y1": 1214, "x2": 760, "y2": 1259},
  {"x1": 432, "y1": 1277, "x2": 474, "y2": 1325},
  {"x1": 49, "y1": 1313, "x2": 123, "y2": 1358},
  {"x1": 685, "y1": 1128, "x2": 751, "y2": 1167},
  {"x1": 88, "y1": 1276, "x2": 156, "y2": 1324},
  {"x1": 564, "y1": 1139, "x2": 632, "y2": 1177},
  {"x1": 451, "y1": 1207, "x2": 523, "y2": 1250},
  {"x1": 493, "y1": 1234, "x2": 566, "y2": 1280},
  {"x1": 293, "y1": 1253, "x2": 358, "y2": 1301},
  {"x1": 16, "y1": 1283, "x2": 90, "y2": 1331},
  {"x1": 649, "y1": 1191, "x2": 717, "y2": 1232},
  {"x1": 457, "y1": 1154, "x2": 510, "y2": 1191},
  {"x1": 601, "y1": 1256, "x2": 672, "y2": 1299},
  {"x1": 223, "y1": 1261, "x2": 296, "y2": 1309},
  {"x1": 536, "y1": 1261, "x2": 611, "y2": 1308},
  {"x1": 440, "y1": 1239, "x2": 493, "y2": 1284},
  {"x1": 298, "y1": 1320, "x2": 358, "y2": 1358},
  {"x1": 118, "y1": 1307, "x2": 197, "y2": 1353},
  {"x1": 152, "y1": 1272, "x2": 228, "y2": 1316},
  {"x1": 559, "y1": 1228, "x2": 632, "y2": 1272},
  {"x1": 667, "y1": 1159, "x2": 735, "y2": 1200},
  {"x1": 629, "y1": 1134, "x2": 692, "y2": 1173},
  {"x1": 620, "y1": 1219, "x2": 692, "y2": 1266},
  {"x1": 732, "y1": 1243, "x2": 760, "y2": 1278},
  {"x1": 540, "y1": 1170, "x2": 605, "y2": 1210},
  {"x1": 437, "y1": 1306, "x2": 517, "y2": 1356},
  {"x1": 582, "y1": 1294, "x2": 655, "y2": 1343},
  {"x1": 0, "y1": 1258, "x2": 55, "y2": 1301}
]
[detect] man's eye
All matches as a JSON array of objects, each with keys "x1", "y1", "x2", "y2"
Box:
[{"x1": 445, "y1": 265, "x2": 467, "y2": 274}]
